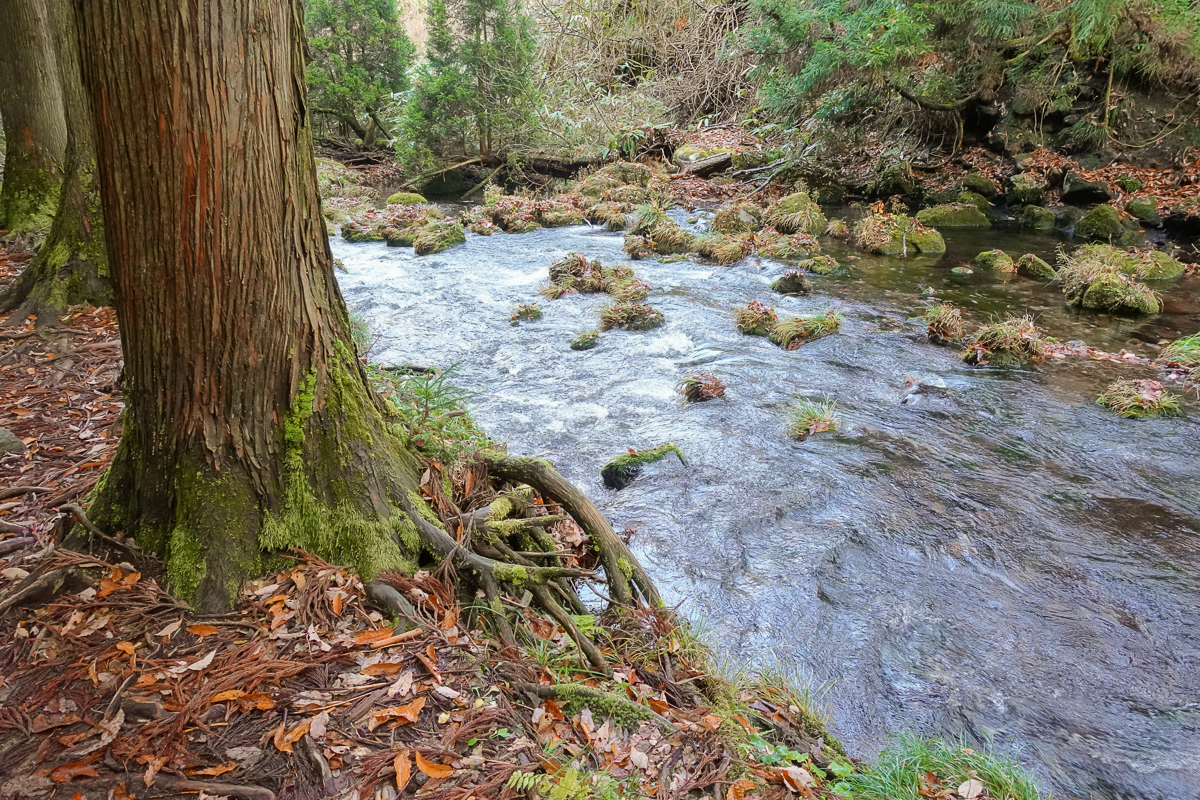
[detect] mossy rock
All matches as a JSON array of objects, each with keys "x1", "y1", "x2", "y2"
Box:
[
  {"x1": 974, "y1": 249, "x2": 1015, "y2": 271},
  {"x1": 383, "y1": 227, "x2": 418, "y2": 247},
  {"x1": 342, "y1": 225, "x2": 385, "y2": 243},
  {"x1": 673, "y1": 144, "x2": 734, "y2": 168},
  {"x1": 600, "y1": 444, "x2": 686, "y2": 490},
  {"x1": 962, "y1": 172, "x2": 999, "y2": 198},
  {"x1": 908, "y1": 229, "x2": 946, "y2": 254},
  {"x1": 1011, "y1": 174, "x2": 1044, "y2": 205},
  {"x1": 873, "y1": 161, "x2": 916, "y2": 196},
  {"x1": 541, "y1": 209, "x2": 587, "y2": 227},
  {"x1": 1079, "y1": 273, "x2": 1160, "y2": 314},
  {"x1": 923, "y1": 188, "x2": 960, "y2": 206},
  {"x1": 768, "y1": 192, "x2": 827, "y2": 236},
  {"x1": 1116, "y1": 176, "x2": 1143, "y2": 193},
  {"x1": 917, "y1": 203, "x2": 990, "y2": 228},
  {"x1": 1075, "y1": 205, "x2": 1121, "y2": 240},
  {"x1": 1141, "y1": 250, "x2": 1185, "y2": 279},
  {"x1": 811, "y1": 184, "x2": 846, "y2": 205},
  {"x1": 771, "y1": 270, "x2": 813, "y2": 294},
  {"x1": 386, "y1": 191, "x2": 428, "y2": 205},
  {"x1": 412, "y1": 221, "x2": 466, "y2": 255},
  {"x1": 800, "y1": 255, "x2": 840, "y2": 274},
  {"x1": 1016, "y1": 254, "x2": 1056, "y2": 280},
  {"x1": 1019, "y1": 205, "x2": 1056, "y2": 232},
  {"x1": 570, "y1": 331, "x2": 600, "y2": 351},
  {"x1": 958, "y1": 191, "x2": 991, "y2": 214},
  {"x1": 1126, "y1": 197, "x2": 1159, "y2": 223},
  {"x1": 711, "y1": 202, "x2": 764, "y2": 234}
]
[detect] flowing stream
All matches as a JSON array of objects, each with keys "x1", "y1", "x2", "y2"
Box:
[{"x1": 332, "y1": 210, "x2": 1200, "y2": 800}]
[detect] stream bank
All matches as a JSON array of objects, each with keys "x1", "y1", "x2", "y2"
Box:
[{"x1": 334, "y1": 206, "x2": 1200, "y2": 800}]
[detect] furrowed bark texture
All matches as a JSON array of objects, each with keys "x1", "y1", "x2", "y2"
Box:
[
  {"x1": 76, "y1": 0, "x2": 422, "y2": 610},
  {"x1": 0, "y1": 0, "x2": 67, "y2": 234},
  {"x1": 1, "y1": 0, "x2": 111, "y2": 322}
]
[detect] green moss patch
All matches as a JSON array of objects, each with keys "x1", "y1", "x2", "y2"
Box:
[
  {"x1": 767, "y1": 192, "x2": 827, "y2": 236},
  {"x1": 601, "y1": 443, "x2": 686, "y2": 490},
  {"x1": 387, "y1": 191, "x2": 427, "y2": 205},
  {"x1": 852, "y1": 213, "x2": 945, "y2": 255},
  {"x1": 917, "y1": 203, "x2": 990, "y2": 228},
  {"x1": 770, "y1": 270, "x2": 812, "y2": 295},
  {"x1": 974, "y1": 249, "x2": 1015, "y2": 271},
  {"x1": 1074, "y1": 204, "x2": 1121, "y2": 240},
  {"x1": 735, "y1": 301, "x2": 778, "y2": 335},
  {"x1": 1016, "y1": 254, "x2": 1056, "y2": 280}
]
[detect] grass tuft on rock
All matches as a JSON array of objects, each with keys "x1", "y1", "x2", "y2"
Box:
[
  {"x1": 599, "y1": 303, "x2": 664, "y2": 331},
  {"x1": 770, "y1": 269, "x2": 812, "y2": 295},
  {"x1": 770, "y1": 310, "x2": 842, "y2": 350},
  {"x1": 961, "y1": 315, "x2": 1046, "y2": 366},
  {"x1": 696, "y1": 233, "x2": 756, "y2": 265},
  {"x1": 1096, "y1": 379, "x2": 1183, "y2": 419},
  {"x1": 1055, "y1": 245, "x2": 1162, "y2": 315},
  {"x1": 756, "y1": 227, "x2": 820, "y2": 260},
  {"x1": 787, "y1": 397, "x2": 841, "y2": 440},
  {"x1": 853, "y1": 213, "x2": 945, "y2": 255},
  {"x1": 569, "y1": 330, "x2": 600, "y2": 351},
  {"x1": 711, "y1": 201, "x2": 765, "y2": 234},
  {"x1": 1016, "y1": 253, "x2": 1056, "y2": 280},
  {"x1": 601, "y1": 443, "x2": 686, "y2": 490},
  {"x1": 767, "y1": 192, "x2": 827, "y2": 236},
  {"x1": 735, "y1": 301, "x2": 778, "y2": 335},
  {"x1": 838, "y1": 733, "x2": 1049, "y2": 800},
  {"x1": 825, "y1": 218, "x2": 849, "y2": 238},
  {"x1": 413, "y1": 221, "x2": 466, "y2": 255},
  {"x1": 509, "y1": 304, "x2": 542, "y2": 325},
  {"x1": 800, "y1": 254, "x2": 840, "y2": 274},
  {"x1": 924, "y1": 303, "x2": 963, "y2": 344},
  {"x1": 1160, "y1": 333, "x2": 1200, "y2": 371},
  {"x1": 677, "y1": 372, "x2": 727, "y2": 403}
]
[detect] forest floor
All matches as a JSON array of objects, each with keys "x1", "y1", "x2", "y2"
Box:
[{"x1": 0, "y1": 244, "x2": 862, "y2": 800}]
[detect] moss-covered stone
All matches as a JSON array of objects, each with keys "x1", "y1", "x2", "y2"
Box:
[
  {"x1": 711, "y1": 202, "x2": 764, "y2": 234},
  {"x1": 601, "y1": 443, "x2": 685, "y2": 490},
  {"x1": 1075, "y1": 204, "x2": 1121, "y2": 240},
  {"x1": 1016, "y1": 254, "x2": 1056, "y2": 280},
  {"x1": 959, "y1": 191, "x2": 991, "y2": 214},
  {"x1": 962, "y1": 172, "x2": 999, "y2": 197},
  {"x1": 1019, "y1": 205, "x2": 1056, "y2": 232},
  {"x1": 916, "y1": 203, "x2": 990, "y2": 228},
  {"x1": 342, "y1": 223, "x2": 385, "y2": 243},
  {"x1": 386, "y1": 191, "x2": 427, "y2": 205},
  {"x1": 853, "y1": 213, "x2": 945, "y2": 255},
  {"x1": 1143, "y1": 250, "x2": 1185, "y2": 279},
  {"x1": 800, "y1": 255, "x2": 840, "y2": 274},
  {"x1": 908, "y1": 229, "x2": 946, "y2": 254},
  {"x1": 770, "y1": 270, "x2": 812, "y2": 294},
  {"x1": 1011, "y1": 174, "x2": 1044, "y2": 205},
  {"x1": 873, "y1": 160, "x2": 916, "y2": 196},
  {"x1": 974, "y1": 249, "x2": 1015, "y2": 271},
  {"x1": 1126, "y1": 196, "x2": 1159, "y2": 222},
  {"x1": 1079, "y1": 272, "x2": 1160, "y2": 314},
  {"x1": 570, "y1": 330, "x2": 600, "y2": 350}
]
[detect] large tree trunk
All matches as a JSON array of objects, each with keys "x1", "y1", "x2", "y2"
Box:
[
  {"x1": 0, "y1": 0, "x2": 111, "y2": 324},
  {"x1": 0, "y1": 0, "x2": 67, "y2": 236},
  {"x1": 75, "y1": 0, "x2": 425, "y2": 611}
]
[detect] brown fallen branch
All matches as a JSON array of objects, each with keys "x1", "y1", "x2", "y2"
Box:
[
  {"x1": 0, "y1": 485, "x2": 53, "y2": 501},
  {"x1": 60, "y1": 503, "x2": 136, "y2": 553},
  {"x1": 0, "y1": 536, "x2": 36, "y2": 556},
  {"x1": 152, "y1": 776, "x2": 275, "y2": 800}
]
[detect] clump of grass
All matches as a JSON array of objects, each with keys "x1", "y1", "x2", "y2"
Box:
[
  {"x1": 1097, "y1": 379, "x2": 1182, "y2": 418},
  {"x1": 677, "y1": 372, "x2": 726, "y2": 403},
  {"x1": 770, "y1": 270, "x2": 812, "y2": 295},
  {"x1": 510, "y1": 304, "x2": 542, "y2": 325},
  {"x1": 1160, "y1": 333, "x2": 1200, "y2": 371},
  {"x1": 599, "y1": 302, "x2": 665, "y2": 331},
  {"x1": 787, "y1": 397, "x2": 841, "y2": 440},
  {"x1": 1055, "y1": 246, "x2": 1162, "y2": 315},
  {"x1": 711, "y1": 201, "x2": 765, "y2": 234},
  {"x1": 770, "y1": 310, "x2": 841, "y2": 350},
  {"x1": 801, "y1": 254, "x2": 840, "y2": 274},
  {"x1": 924, "y1": 303, "x2": 963, "y2": 344},
  {"x1": 735, "y1": 301, "x2": 778, "y2": 335},
  {"x1": 584, "y1": 201, "x2": 630, "y2": 230},
  {"x1": 629, "y1": 203, "x2": 670, "y2": 235},
  {"x1": 696, "y1": 233, "x2": 755, "y2": 265},
  {"x1": 412, "y1": 221, "x2": 466, "y2": 255},
  {"x1": 609, "y1": 277, "x2": 651, "y2": 302},
  {"x1": 839, "y1": 733, "x2": 1049, "y2": 800},
  {"x1": 961, "y1": 315, "x2": 1046, "y2": 366},
  {"x1": 569, "y1": 330, "x2": 600, "y2": 350},
  {"x1": 824, "y1": 218, "x2": 849, "y2": 238},
  {"x1": 767, "y1": 191, "x2": 826, "y2": 236},
  {"x1": 622, "y1": 234, "x2": 654, "y2": 260},
  {"x1": 756, "y1": 227, "x2": 820, "y2": 260}
]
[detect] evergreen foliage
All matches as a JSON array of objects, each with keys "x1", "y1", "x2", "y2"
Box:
[
  {"x1": 401, "y1": 0, "x2": 537, "y2": 168},
  {"x1": 303, "y1": 0, "x2": 414, "y2": 141}
]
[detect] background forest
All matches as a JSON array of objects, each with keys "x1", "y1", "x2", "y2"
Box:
[{"x1": 301, "y1": 0, "x2": 1200, "y2": 177}]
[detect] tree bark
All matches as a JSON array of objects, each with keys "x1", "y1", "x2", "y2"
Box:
[
  {"x1": 75, "y1": 0, "x2": 424, "y2": 611},
  {"x1": 0, "y1": 0, "x2": 67, "y2": 235},
  {"x1": 1, "y1": 0, "x2": 111, "y2": 324}
]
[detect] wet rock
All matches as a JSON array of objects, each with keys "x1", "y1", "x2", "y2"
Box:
[
  {"x1": 917, "y1": 203, "x2": 990, "y2": 228},
  {"x1": 1074, "y1": 205, "x2": 1121, "y2": 240},
  {"x1": 974, "y1": 249, "x2": 1015, "y2": 271},
  {"x1": 1019, "y1": 205, "x2": 1056, "y2": 232},
  {"x1": 0, "y1": 427, "x2": 24, "y2": 455},
  {"x1": 1080, "y1": 273, "x2": 1160, "y2": 314},
  {"x1": 1010, "y1": 173, "x2": 1044, "y2": 205},
  {"x1": 601, "y1": 444, "x2": 686, "y2": 490},
  {"x1": 962, "y1": 173, "x2": 998, "y2": 198},
  {"x1": 1126, "y1": 197, "x2": 1160, "y2": 223},
  {"x1": 1061, "y1": 171, "x2": 1113, "y2": 204},
  {"x1": 1016, "y1": 254, "x2": 1056, "y2": 280},
  {"x1": 958, "y1": 191, "x2": 991, "y2": 214},
  {"x1": 770, "y1": 270, "x2": 813, "y2": 295}
]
